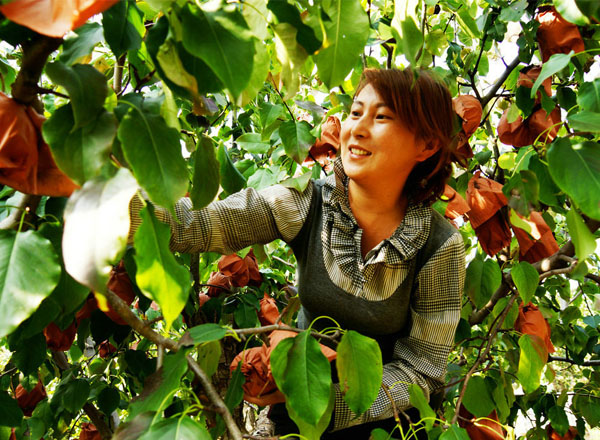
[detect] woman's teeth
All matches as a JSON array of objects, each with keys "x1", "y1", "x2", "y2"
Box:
[{"x1": 350, "y1": 147, "x2": 370, "y2": 156}]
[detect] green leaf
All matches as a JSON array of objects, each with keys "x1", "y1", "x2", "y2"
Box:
[
  {"x1": 45, "y1": 62, "x2": 107, "y2": 129},
  {"x1": 517, "y1": 334, "x2": 547, "y2": 394},
  {"x1": 271, "y1": 331, "x2": 332, "y2": 425},
  {"x1": 530, "y1": 52, "x2": 574, "y2": 99},
  {"x1": 527, "y1": 155, "x2": 561, "y2": 207},
  {"x1": 0, "y1": 229, "x2": 61, "y2": 337},
  {"x1": 238, "y1": 40, "x2": 270, "y2": 107},
  {"x1": 134, "y1": 205, "x2": 191, "y2": 330},
  {"x1": 577, "y1": 79, "x2": 600, "y2": 112},
  {"x1": 98, "y1": 387, "x2": 121, "y2": 415},
  {"x1": 503, "y1": 170, "x2": 539, "y2": 216},
  {"x1": 196, "y1": 340, "x2": 221, "y2": 378},
  {"x1": 548, "y1": 405, "x2": 570, "y2": 436},
  {"x1": 280, "y1": 120, "x2": 316, "y2": 164},
  {"x1": 566, "y1": 209, "x2": 597, "y2": 263},
  {"x1": 181, "y1": 3, "x2": 255, "y2": 100},
  {"x1": 156, "y1": 38, "x2": 199, "y2": 98},
  {"x1": 286, "y1": 385, "x2": 335, "y2": 440},
  {"x1": 548, "y1": 139, "x2": 600, "y2": 220},
  {"x1": 439, "y1": 424, "x2": 470, "y2": 440},
  {"x1": 280, "y1": 172, "x2": 312, "y2": 192},
  {"x1": 188, "y1": 324, "x2": 228, "y2": 345},
  {"x1": 575, "y1": 0, "x2": 600, "y2": 22},
  {"x1": 59, "y1": 23, "x2": 104, "y2": 65},
  {"x1": 336, "y1": 330, "x2": 382, "y2": 415},
  {"x1": 233, "y1": 299, "x2": 259, "y2": 328},
  {"x1": 102, "y1": 0, "x2": 143, "y2": 57},
  {"x1": 62, "y1": 168, "x2": 138, "y2": 293},
  {"x1": 314, "y1": 0, "x2": 370, "y2": 88},
  {"x1": 511, "y1": 262, "x2": 539, "y2": 305},
  {"x1": 515, "y1": 86, "x2": 535, "y2": 117},
  {"x1": 12, "y1": 334, "x2": 46, "y2": 375},
  {"x1": 247, "y1": 168, "x2": 278, "y2": 191},
  {"x1": 554, "y1": 0, "x2": 590, "y2": 25},
  {"x1": 128, "y1": 350, "x2": 188, "y2": 420},
  {"x1": 462, "y1": 375, "x2": 495, "y2": 418},
  {"x1": 273, "y1": 23, "x2": 309, "y2": 99},
  {"x1": 465, "y1": 254, "x2": 502, "y2": 309},
  {"x1": 139, "y1": 416, "x2": 211, "y2": 440},
  {"x1": 62, "y1": 379, "x2": 90, "y2": 413},
  {"x1": 498, "y1": 152, "x2": 516, "y2": 170},
  {"x1": 243, "y1": 0, "x2": 270, "y2": 40},
  {"x1": 217, "y1": 143, "x2": 246, "y2": 195},
  {"x1": 118, "y1": 105, "x2": 189, "y2": 210},
  {"x1": 267, "y1": 0, "x2": 321, "y2": 54},
  {"x1": 191, "y1": 136, "x2": 220, "y2": 210},
  {"x1": 409, "y1": 384, "x2": 436, "y2": 431},
  {"x1": 399, "y1": 17, "x2": 424, "y2": 65},
  {"x1": 0, "y1": 391, "x2": 23, "y2": 427},
  {"x1": 573, "y1": 393, "x2": 600, "y2": 427},
  {"x1": 568, "y1": 111, "x2": 600, "y2": 132},
  {"x1": 456, "y1": 6, "x2": 482, "y2": 38},
  {"x1": 236, "y1": 133, "x2": 271, "y2": 154},
  {"x1": 42, "y1": 104, "x2": 117, "y2": 185}
]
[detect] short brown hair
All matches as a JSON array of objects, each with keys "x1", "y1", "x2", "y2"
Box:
[{"x1": 354, "y1": 68, "x2": 455, "y2": 205}]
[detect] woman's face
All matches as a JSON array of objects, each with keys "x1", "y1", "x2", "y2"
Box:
[{"x1": 340, "y1": 84, "x2": 432, "y2": 191}]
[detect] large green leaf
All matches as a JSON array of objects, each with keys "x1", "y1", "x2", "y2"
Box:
[
  {"x1": 575, "y1": 0, "x2": 600, "y2": 22},
  {"x1": 188, "y1": 324, "x2": 228, "y2": 345},
  {"x1": 62, "y1": 379, "x2": 90, "y2": 413},
  {"x1": 12, "y1": 333, "x2": 46, "y2": 375},
  {"x1": 547, "y1": 139, "x2": 600, "y2": 220},
  {"x1": 517, "y1": 334, "x2": 547, "y2": 394},
  {"x1": 568, "y1": 111, "x2": 600, "y2": 132},
  {"x1": 439, "y1": 424, "x2": 470, "y2": 440},
  {"x1": 191, "y1": 136, "x2": 220, "y2": 210},
  {"x1": 243, "y1": 0, "x2": 270, "y2": 40},
  {"x1": 577, "y1": 79, "x2": 600, "y2": 112},
  {"x1": 267, "y1": 0, "x2": 321, "y2": 53},
  {"x1": 98, "y1": 387, "x2": 121, "y2": 416},
  {"x1": 62, "y1": 168, "x2": 138, "y2": 293},
  {"x1": 102, "y1": 0, "x2": 143, "y2": 57},
  {"x1": 554, "y1": 0, "x2": 590, "y2": 24},
  {"x1": 134, "y1": 206, "x2": 191, "y2": 330},
  {"x1": 462, "y1": 376, "x2": 495, "y2": 418},
  {"x1": 566, "y1": 209, "x2": 597, "y2": 263},
  {"x1": 236, "y1": 133, "x2": 271, "y2": 155},
  {"x1": 409, "y1": 384, "x2": 436, "y2": 431},
  {"x1": 237, "y1": 40, "x2": 270, "y2": 106},
  {"x1": 247, "y1": 168, "x2": 277, "y2": 191},
  {"x1": 128, "y1": 350, "x2": 188, "y2": 420},
  {"x1": 502, "y1": 170, "x2": 539, "y2": 216},
  {"x1": 511, "y1": 262, "x2": 539, "y2": 305},
  {"x1": 118, "y1": 105, "x2": 188, "y2": 210},
  {"x1": 530, "y1": 52, "x2": 574, "y2": 99},
  {"x1": 548, "y1": 405, "x2": 570, "y2": 436},
  {"x1": 314, "y1": 0, "x2": 370, "y2": 88},
  {"x1": 399, "y1": 16, "x2": 424, "y2": 65},
  {"x1": 0, "y1": 391, "x2": 23, "y2": 427},
  {"x1": 573, "y1": 393, "x2": 600, "y2": 427},
  {"x1": 156, "y1": 38, "x2": 199, "y2": 99},
  {"x1": 286, "y1": 386, "x2": 335, "y2": 440},
  {"x1": 279, "y1": 120, "x2": 316, "y2": 164},
  {"x1": 0, "y1": 229, "x2": 61, "y2": 337},
  {"x1": 59, "y1": 23, "x2": 104, "y2": 66},
  {"x1": 217, "y1": 143, "x2": 246, "y2": 195},
  {"x1": 271, "y1": 331, "x2": 332, "y2": 426},
  {"x1": 336, "y1": 330, "x2": 382, "y2": 415},
  {"x1": 527, "y1": 155, "x2": 561, "y2": 207},
  {"x1": 181, "y1": 3, "x2": 255, "y2": 100},
  {"x1": 139, "y1": 417, "x2": 211, "y2": 440},
  {"x1": 464, "y1": 254, "x2": 502, "y2": 309},
  {"x1": 42, "y1": 104, "x2": 117, "y2": 185},
  {"x1": 273, "y1": 23, "x2": 308, "y2": 99},
  {"x1": 45, "y1": 62, "x2": 107, "y2": 129}
]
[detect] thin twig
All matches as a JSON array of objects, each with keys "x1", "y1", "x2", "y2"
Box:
[
  {"x1": 232, "y1": 324, "x2": 341, "y2": 346},
  {"x1": 272, "y1": 255, "x2": 295, "y2": 268},
  {"x1": 481, "y1": 56, "x2": 521, "y2": 108},
  {"x1": 548, "y1": 356, "x2": 600, "y2": 366},
  {"x1": 0, "y1": 194, "x2": 41, "y2": 231}
]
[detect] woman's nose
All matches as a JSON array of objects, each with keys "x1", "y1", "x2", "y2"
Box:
[{"x1": 351, "y1": 116, "x2": 369, "y2": 138}]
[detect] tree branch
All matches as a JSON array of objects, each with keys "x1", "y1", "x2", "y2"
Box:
[
  {"x1": 548, "y1": 356, "x2": 600, "y2": 366},
  {"x1": 103, "y1": 289, "x2": 243, "y2": 440},
  {"x1": 481, "y1": 56, "x2": 521, "y2": 108},
  {"x1": 11, "y1": 34, "x2": 63, "y2": 111}
]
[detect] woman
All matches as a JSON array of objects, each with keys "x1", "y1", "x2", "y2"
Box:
[{"x1": 131, "y1": 68, "x2": 465, "y2": 438}]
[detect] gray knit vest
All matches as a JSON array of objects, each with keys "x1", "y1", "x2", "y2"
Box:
[{"x1": 289, "y1": 179, "x2": 457, "y2": 363}]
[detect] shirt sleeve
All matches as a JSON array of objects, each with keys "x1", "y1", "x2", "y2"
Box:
[
  {"x1": 331, "y1": 231, "x2": 465, "y2": 431},
  {"x1": 128, "y1": 183, "x2": 314, "y2": 254}
]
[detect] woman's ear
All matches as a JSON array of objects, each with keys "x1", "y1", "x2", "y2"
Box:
[{"x1": 415, "y1": 139, "x2": 441, "y2": 162}]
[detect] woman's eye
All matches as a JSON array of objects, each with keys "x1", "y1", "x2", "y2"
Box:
[
  {"x1": 376, "y1": 114, "x2": 391, "y2": 120},
  {"x1": 351, "y1": 110, "x2": 361, "y2": 117}
]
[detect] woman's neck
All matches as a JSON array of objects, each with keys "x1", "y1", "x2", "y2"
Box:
[{"x1": 348, "y1": 180, "x2": 409, "y2": 258}]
